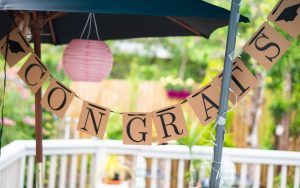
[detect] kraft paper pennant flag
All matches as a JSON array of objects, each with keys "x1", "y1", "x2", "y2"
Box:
[
  {"x1": 212, "y1": 58, "x2": 258, "y2": 104},
  {"x1": 18, "y1": 54, "x2": 51, "y2": 93},
  {"x1": 123, "y1": 113, "x2": 152, "y2": 145},
  {"x1": 152, "y1": 104, "x2": 187, "y2": 144},
  {"x1": 267, "y1": 0, "x2": 300, "y2": 38},
  {"x1": 187, "y1": 83, "x2": 220, "y2": 125},
  {"x1": 244, "y1": 22, "x2": 291, "y2": 70},
  {"x1": 0, "y1": 28, "x2": 32, "y2": 67},
  {"x1": 77, "y1": 101, "x2": 110, "y2": 139},
  {"x1": 41, "y1": 79, "x2": 75, "y2": 118}
]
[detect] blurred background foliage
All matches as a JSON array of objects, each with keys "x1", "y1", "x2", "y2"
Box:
[{"x1": 0, "y1": 0, "x2": 300, "y2": 152}]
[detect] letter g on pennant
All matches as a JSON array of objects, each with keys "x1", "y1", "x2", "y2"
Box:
[{"x1": 123, "y1": 113, "x2": 152, "y2": 145}]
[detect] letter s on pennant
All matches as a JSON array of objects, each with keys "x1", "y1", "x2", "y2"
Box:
[{"x1": 243, "y1": 22, "x2": 291, "y2": 70}]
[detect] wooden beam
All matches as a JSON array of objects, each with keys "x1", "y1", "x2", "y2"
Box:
[
  {"x1": 21, "y1": 13, "x2": 30, "y2": 36},
  {"x1": 44, "y1": 12, "x2": 65, "y2": 22}
]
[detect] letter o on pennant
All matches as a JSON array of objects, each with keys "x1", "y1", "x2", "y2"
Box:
[{"x1": 41, "y1": 79, "x2": 75, "y2": 118}]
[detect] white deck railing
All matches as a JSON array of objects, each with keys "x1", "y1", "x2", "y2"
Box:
[{"x1": 0, "y1": 139, "x2": 300, "y2": 188}]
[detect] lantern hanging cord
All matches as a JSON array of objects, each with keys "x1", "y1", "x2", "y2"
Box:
[
  {"x1": 92, "y1": 13, "x2": 101, "y2": 40},
  {"x1": 80, "y1": 13, "x2": 92, "y2": 39},
  {"x1": 80, "y1": 13, "x2": 101, "y2": 40},
  {"x1": 0, "y1": 12, "x2": 13, "y2": 155}
]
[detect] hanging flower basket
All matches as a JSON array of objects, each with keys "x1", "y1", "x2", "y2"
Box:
[
  {"x1": 166, "y1": 89, "x2": 191, "y2": 99},
  {"x1": 161, "y1": 76, "x2": 194, "y2": 99}
]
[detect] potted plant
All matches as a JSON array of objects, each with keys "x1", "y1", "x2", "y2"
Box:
[
  {"x1": 103, "y1": 155, "x2": 132, "y2": 185},
  {"x1": 162, "y1": 76, "x2": 194, "y2": 99}
]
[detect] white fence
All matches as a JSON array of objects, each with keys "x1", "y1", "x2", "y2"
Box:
[{"x1": 0, "y1": 139, "x2": 300, "y2": 188}]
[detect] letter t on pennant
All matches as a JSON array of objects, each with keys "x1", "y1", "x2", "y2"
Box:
[{"x1": 77, "y1": 101, "x2": 110, "y2": 139}]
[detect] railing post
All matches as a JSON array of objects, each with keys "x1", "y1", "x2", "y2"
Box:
[
  {"x1": 209, "y1": 0, "x2": 241, "y2": 187},
  {"x1": 19, "y1": 151, "x2": 26, "y2": 188},
  {"x1": 93, "y1": 143, "x2": 108, "y2": 188}
]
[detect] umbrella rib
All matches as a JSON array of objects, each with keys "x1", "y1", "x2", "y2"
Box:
[
  {"x1": 48, "y1": 20, "x2": 57, "y2": 43},
  {"x1": 166, "y1": 16, "x2": 201, "y2": 36},
  {"x1": 44, "y1": 12, "x2": 66, "y2": 22}
]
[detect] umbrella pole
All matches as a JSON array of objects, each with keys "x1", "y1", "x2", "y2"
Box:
[
  {"x1": 31, "y1": 15, "x2": 44, "y2": 188},
  {"x1": 209, "y1": 0, "x2": 241, "y2": 187}
]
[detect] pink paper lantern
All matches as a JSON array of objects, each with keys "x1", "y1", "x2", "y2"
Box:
[{"x1": 62, "y1": 39, "x2": 113, "y2": 82}]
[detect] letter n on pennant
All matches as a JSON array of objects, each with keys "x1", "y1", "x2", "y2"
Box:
[
  {"x1": 18, "y1": 54, "x2": 50, "y2": 93},
  {"x1": 243, "y1": 22, "x2": 291, "y2": 70},
  {"x1": 187, "y1": 84, "x2": 220, "y2": 125},
  {"x1": 41, "y1": 79, "x2": 75, "y2": 118},
  {"x1": 152, "y1": 104, "x2": 187, "y2": 144},
  {"x1": 123, "y1": 113, "x2": 152, "y2": 145},
  {"x1": 77, "y1": 101, "x2": 110, "y2": 139}
]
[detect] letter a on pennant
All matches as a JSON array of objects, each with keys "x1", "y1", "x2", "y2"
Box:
[
  {"x1": 123, "y1": 113, "x2": 152, "y2": 145},
  {"x1": 187, "y1": 84, "x2": 220, "y2": 125},
  {"x1": 77, "y1": 101, "x2": 110, "y2": 139},
  {"x1": 152, "y1": 104, "x2": 187, "y2": 144},
  {"x1": 243, "y1": 22, "x2": 291, "y2": 70},
  {"x1": 41, "y1": 79, "x2": 75, "y2": 118},
  {"x1": 18, "y1": 54, "x2": 51, "y2": 93},
  {"x1": 0, "y1": 28, "x2": 32, "y2": 67}
]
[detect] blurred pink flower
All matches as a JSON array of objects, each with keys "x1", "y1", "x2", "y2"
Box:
[
  {"x1": 0, "y1": 117, "x2": 16, "y2": 127},
  {"x1": 23, "y1": 116, "x2": 35, "y2": 126},
  {"x1": 56, "y1": 62, "x2": 63, "y2": 71},
  {"x1": 20, "y1": 88, "x2": 30, "y2": 99},
  {"x1": 31, "y1": 104, "x2": 35, "y2": 112}
]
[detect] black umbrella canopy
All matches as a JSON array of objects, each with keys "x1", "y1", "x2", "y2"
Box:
[{"x1": 0, "y1": 0, "x2": 249, "y2": 44}]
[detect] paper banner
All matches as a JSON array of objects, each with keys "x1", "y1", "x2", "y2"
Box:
[
  {"x1": 267, "y1": 0, "x2": 300, "y2": 38},
  {"x1": 212, "y1": 58, "x2": 258, "y2": 104},
  {"x1": 123, "y1": 113, "x2": 152, "y2": 145},
  {"x1": 41, "y1": 79, "x2": 75, "y2": 118},
  {"x1": 18, "y1": 54, "x2": 51, "y2": 93},
  {"x1": 77, "y1": 101, "x2": 110, "y2": 139},
  {"x1": 0, "y1": 28, "x2": 32, "y2": 67},
  {"x1": 152, "y1": 104, "x2": 187, "y2": 144},
  {"x1": 187, "y1": 83, "x2": 220, "y2": 125},
  {"x1": 244, "y1": 22, "x2": 291, "y2": 70}
]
